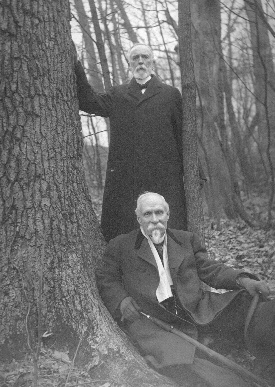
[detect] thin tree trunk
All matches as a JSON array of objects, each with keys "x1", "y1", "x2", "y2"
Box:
[
  {"x1": 83, "y1": 140, "x2": 96, "y2": 196},
  {"x1": 91, "y1": 118, "x2": 104, "y2": 192},
  {"x1": 222, "y1": 61, "x2": 255, "y2": 184},
  {"x1": 219, "y1": 62, "x2": 256, "y2": 226},
  {"x1": 74, "y1": 0, "x2": 110, "y2": 145},
  {"x1": 114, "y1": 0, "x2": 139, "y2": 44},
  {"x1": 178, "y1": 0, "x2": 203, "y2": 239},
  {"x1": 83, "y1": 120, "x2": 103, "y2": 196},
  {"x1": 97, "y1": 0, "x2": 119, "y2": 85},
  {"x1": 141, "y1": 0, "x2": 153, "y2": 47},
  {"x1": 155, "y1": 0, "x2": 175, "y2": 87},
  {"x1": 88, "y1": 0, "x2": 112, "y2": 91},
  {"x1": 223, "y1": 18, "x2": 255, "y2": 185},
  {"x1": 109, "y1": 0, "x2": 127, "y2": 82},
  {"x1": 87, "y1": 0, "x2": 111, "y2": 145},
  {"x1": 74, "y1": 0, "x2": 104, "y2": 92}
]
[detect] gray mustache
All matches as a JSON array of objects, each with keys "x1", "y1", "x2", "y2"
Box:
[{"x1": 147, "y1": 224, "x2": 165, "y2": 232}]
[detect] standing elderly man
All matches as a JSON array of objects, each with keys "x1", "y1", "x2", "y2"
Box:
[
  {"x1": 75, "y1": 43, "x2": 202, "y2": 242},
  {"x1": 96, "y1": 192, "x2": 274, "y2": 386}
]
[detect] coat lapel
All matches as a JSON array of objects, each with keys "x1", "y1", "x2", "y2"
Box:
[{"x1": 135, "y1": 230, "x2": 158, "y2": 269}]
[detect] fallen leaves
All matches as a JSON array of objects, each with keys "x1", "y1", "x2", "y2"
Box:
[
  {"x1": 205, "y1": 218, "x2": 275, "y2": 293},
  {"x1": 0, "y1": 350, "x2": 112, "y2": 387}
]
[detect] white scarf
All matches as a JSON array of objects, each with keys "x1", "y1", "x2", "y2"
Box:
[{"x1": 141, "y1": 228, "x2": 173, "y2": 302}]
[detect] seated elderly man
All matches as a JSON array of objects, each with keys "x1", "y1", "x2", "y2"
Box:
[{"x1": 96, "y1": 192, "x2": 274, "y2": 386}]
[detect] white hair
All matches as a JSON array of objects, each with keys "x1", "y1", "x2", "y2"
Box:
[
  {"x1": 135, "y1": 192, "x2": 169, "y2": 216},
  {"x1": 126, "y1": 43, "x2": 154, "y2": 63}
]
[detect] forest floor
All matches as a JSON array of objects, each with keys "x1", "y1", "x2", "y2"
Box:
[{"x1": 1, "y1": 193, "x2": 275, "y2": 387}]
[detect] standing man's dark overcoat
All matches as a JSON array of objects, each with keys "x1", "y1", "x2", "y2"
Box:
[{"x1": 76, "y1": 63, "x2": 186, "y2": 241}]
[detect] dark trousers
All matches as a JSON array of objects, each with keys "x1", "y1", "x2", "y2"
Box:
[
  {"x1": 197, "y1": 292, "x2": 275, "y2": 365},
  {"x1": 197, "y1": 292, "x2": 252, "y2": 348}
]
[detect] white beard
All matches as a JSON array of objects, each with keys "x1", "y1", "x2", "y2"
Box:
[
  {"x1": 149, "y1": 229, "x2": 165, "y2": 244},
  {"x1": 133, "y1": 68, "x2": 151, "y2": 80}
]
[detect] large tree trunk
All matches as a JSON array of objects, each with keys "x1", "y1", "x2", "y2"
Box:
[{"x1": 0, "y1": 1, "x2": 176, "y2": 385}]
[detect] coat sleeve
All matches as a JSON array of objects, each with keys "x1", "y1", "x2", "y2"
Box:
[
  {"x1": 95, "y1": 237, "x2": 128, "y2": 319},
  {"x1": 191, "y1": 233, "x2": 258, "y2": 289},
  {"x1": 75, "y1": 60, "x2": 112, "y2": 117}
]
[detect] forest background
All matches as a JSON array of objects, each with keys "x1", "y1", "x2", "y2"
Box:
[
  {"x1": 1, "y1": 0, "x2": 275, "y2": 386},
  {"x1": 74, "y1": 0, "x2": 275, "y2": 305},
  {"x1": 74, "y1": 0, "x2": 275, "y2": 230}
]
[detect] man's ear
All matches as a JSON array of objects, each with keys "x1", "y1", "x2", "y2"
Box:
[{"x1": 137, "y1": 216, "x2": 141, "y2": 225}]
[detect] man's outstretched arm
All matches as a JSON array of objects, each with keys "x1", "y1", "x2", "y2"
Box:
[{"x1": 75, "y1": 60, "x2": 112, "y2": 117}]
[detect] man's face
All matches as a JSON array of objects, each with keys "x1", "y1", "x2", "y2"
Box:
[
  {"x1": 129, "y1": 45, "x2": 153, "y2": 81},
  {"x1": 137, "y1": 194, "x2": 169, "y2": 243}
]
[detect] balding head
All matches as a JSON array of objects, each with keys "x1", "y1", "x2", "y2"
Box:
[
  {"x1": 127, "y1": 43, "x2": 154, "y2": 63},
  {"x1": 135, "y1": 192, "x2": 169, "y2": 216}
]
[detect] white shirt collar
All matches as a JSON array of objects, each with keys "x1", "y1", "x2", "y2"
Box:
[{"x1": 135, "y1": 75, "x2": 152, "y2": 85}]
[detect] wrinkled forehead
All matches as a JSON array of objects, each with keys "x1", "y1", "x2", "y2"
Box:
[{"x1": 129, "y1": 45, "x2": 153, "y2": 60}]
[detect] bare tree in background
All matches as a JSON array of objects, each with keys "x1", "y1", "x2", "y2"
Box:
[
  {"x1": 74, "y1": 0, "x2": 105, "y2": 91},
  {"x1": 244, "y1": 0, "x2": 275, "y2": 227}
]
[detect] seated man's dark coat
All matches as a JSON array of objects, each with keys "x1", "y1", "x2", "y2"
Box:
[{"x1": 96, "y1": 229, "x2": 256, "y2": 366}]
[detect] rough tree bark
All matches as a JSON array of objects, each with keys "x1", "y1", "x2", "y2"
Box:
[
  {"x1": 0, "y1": 1, "x2": 177, "y2": 385},
  {"x1": 191, "y1": 0, "x2": 237, "y2": 222}
]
